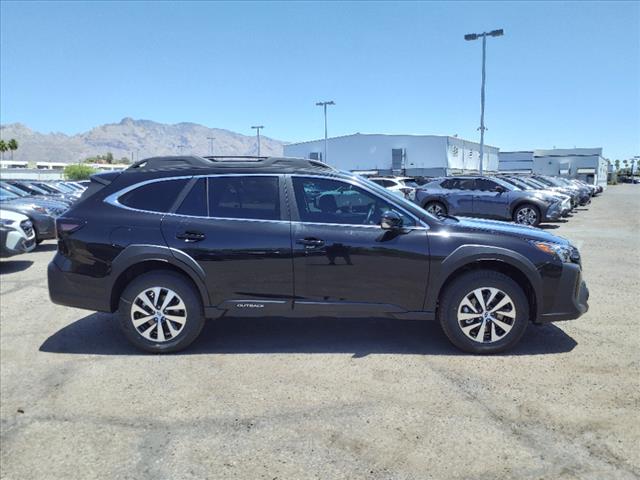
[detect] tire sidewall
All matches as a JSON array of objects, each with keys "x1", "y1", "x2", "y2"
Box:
[
  {"x1": 439, "y1": 271, "x2": 529, "y2": 354},
  {"x1": 118, "y1": 271, "x2": 204, "y2": 353}
]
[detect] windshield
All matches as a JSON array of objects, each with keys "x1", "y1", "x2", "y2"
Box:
[
  {"x1": 51, "y1": 182, "x2": 74, "y2": 193},
  {"x1": 26, "y1": 183, "x2": 50, "y2": 195},
  {"x1": 490, "y1": 177, "x2": 519, "y2": 191},
  {"x1": 502, "y1": 177, "x2": 532, "y2": 190},
  {"x1": 0, "y1": 188, "x2": 19, "y2": 200},
  {"x1": 0, "y1": 183, "x2": 27, "y2": 197}
]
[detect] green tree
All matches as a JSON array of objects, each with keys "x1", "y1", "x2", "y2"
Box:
[
  {"x1": 7, "y1": 139, "x2": 18, "y2": 160},
  {"x1": 105, "y1": 152, "x2": 114, "y2": 164},
  {"x1": 0, "y1": 140, "x2": 6, "y2": 160},
  {"x1": 64, "y1": 164, "x2": 97, "y2": 180},
  {"x1": 614, "y1": 159, "x2": 620, "y2": 171}
]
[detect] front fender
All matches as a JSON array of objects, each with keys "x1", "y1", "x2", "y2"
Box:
[{"x1": 425, "y1": 244, "x2": 542, "y2": 319}]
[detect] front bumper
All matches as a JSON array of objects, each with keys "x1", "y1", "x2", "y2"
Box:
[
  {"x1": 544, "y1": 202, "x2": 563, "y2": 221},
  {"x1": 538, "y1": 263, "x2": 589, "y2": 323},
  {"x1": 32, "y1": 214, "x2": 56, "y2": 240},
  {"x1": 0, "y1": 228, "x2": 36, "y2": 257}
]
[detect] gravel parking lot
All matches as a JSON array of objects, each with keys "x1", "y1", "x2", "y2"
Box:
[{"x1": 1, "y1": 184, "x2": 638, "y2": 480}]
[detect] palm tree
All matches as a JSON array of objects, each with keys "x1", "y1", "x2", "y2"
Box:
[
  {"x1": 7, "y1": 139, "x2": 18, "y2": 160},
  {"x1": 0, "y1": 140, "x2": 7, "y2": 160}
]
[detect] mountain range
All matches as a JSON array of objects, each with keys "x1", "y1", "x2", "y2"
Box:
[{"x1": 0, "y1": 118, "x2": 285, "y2": 164}]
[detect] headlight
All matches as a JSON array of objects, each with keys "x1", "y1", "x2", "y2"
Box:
[
  {"x1": 0, "y1": 218, "x2": 15, "y2": 227},
  {"x1": 532, "y1": 241, "x2": 574, "y2": 263}
]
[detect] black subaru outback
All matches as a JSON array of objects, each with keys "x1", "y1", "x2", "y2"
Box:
[{"x1": 48, "y1": 156, "x2": 589, "y2": 354}]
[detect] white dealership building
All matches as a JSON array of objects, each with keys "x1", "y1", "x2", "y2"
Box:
[
  {"x1": 284, "y1": 133, "x2": 500, "y2": 177},
  {"x1": 499, "y1": 148, "x2": 608, "y2": 187}
]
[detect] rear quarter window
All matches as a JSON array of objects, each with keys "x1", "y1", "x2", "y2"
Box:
[{"x1": 119, "y1": 178, "x2": 189, "y2": 213}]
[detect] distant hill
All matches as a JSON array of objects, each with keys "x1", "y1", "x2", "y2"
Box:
[{"x1": 0, "y1": 118, "x2": 285, "y2": 164}]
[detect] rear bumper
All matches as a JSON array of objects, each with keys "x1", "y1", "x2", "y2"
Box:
[
  {"x1": 48, "y1": 253, "x2": 112, "y2": 312},
  {"x1": 538, "y1": 264, "x2": 589, "y2": 323}
]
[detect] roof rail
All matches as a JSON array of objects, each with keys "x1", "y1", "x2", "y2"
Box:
[{"x1": 126, "y1": 155, "x2": 336, "y2": 172}]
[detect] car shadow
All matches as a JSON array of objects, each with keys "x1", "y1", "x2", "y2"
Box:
[
  {"x1": 0, "y1": 260, "x2": 34, "y2": 274},
  {"x1": 39, "y1": 313, "x2": 577, "y2": 357},
  {"x1": 35, "y1": 243, "x2": 58, "y2": 252},
  {"x1": 538, "y1": 224, "x2": 560, "y2": 230}
]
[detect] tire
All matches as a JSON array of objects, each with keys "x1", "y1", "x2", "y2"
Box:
[
  {"x1": 438, "y1": 270, "x2": 529, "y2": 354},
  {"x1": 424, "y1": 201, "x2": 447, "y2": 217},
  {"x1": 513, "y1": 203, "x2": 540, "y2": 227},
  {"x1": 118, "y1": 271, "x2": 205, "y2": 353}
]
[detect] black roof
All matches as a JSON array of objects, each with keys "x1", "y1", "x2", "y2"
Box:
[{"x1": 126, "y1": 155, "x2": 335, "y2": 174}]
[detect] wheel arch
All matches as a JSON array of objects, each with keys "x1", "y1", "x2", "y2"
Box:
[
  {"x1": 510, "y1": 199, "x2": 543, "y2": 219},
  {"x1": 108, "y1": 245, "x2": 210, "y2": 312},
  {"x1": 428, "y1": 245, "x2": 542, "y2": 323}
]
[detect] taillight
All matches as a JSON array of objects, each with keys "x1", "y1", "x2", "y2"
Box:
[{"x1": 56, "y1": 218, "x2": 85, "y2": 238}]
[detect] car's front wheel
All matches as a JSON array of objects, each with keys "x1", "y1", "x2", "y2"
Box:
[
  {"x1": 438, "y1": 270, "x2": 529, "y2": 354},
  {"x1": 424, "y1": 201, "x2": 447, "y2": 217},
  {"x1": 513, "y1": 204, "x2": 540, "y2": 227},
  {"x1": 118, "y1": 271, "x2": 205, "y2": 353}
]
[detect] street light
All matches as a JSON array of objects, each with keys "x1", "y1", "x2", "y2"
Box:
[
  {"x1": 251, "y1": 126, "x2": 264, "y2": 156},
  {"x1": 206, "y1": 137, "x2": 215, "y2": 155},
  {"x1": 464, "y1": 28, "x2": 504, "y2": 175},
  {"x1": 315, "y1": 100, "x2": 335, "y2": 162}
]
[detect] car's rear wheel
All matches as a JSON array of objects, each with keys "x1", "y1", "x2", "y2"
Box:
[
  {"x1": 118, "y1": 271, "x2": 205, "y2": 353},
  {"x1": 424, "y1": 201, "x2": 447, "y2": 217},
  {"x1": 513, "y1": 204, "x2": 540, "y2": 227},
  {"x1": 438, "y1": 270, "x2": 529, "y2": 354}
]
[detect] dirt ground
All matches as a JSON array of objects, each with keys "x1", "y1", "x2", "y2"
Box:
[{"x1": 1, "y1": 184, "x2": 638, "y2": 480}]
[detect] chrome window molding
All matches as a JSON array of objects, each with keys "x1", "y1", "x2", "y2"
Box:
[{"x1": 103, "y1": 172, "x2": 429, "y2": 230}]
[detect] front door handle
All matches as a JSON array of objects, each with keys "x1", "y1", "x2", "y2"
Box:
[
  {"x1": 176, "y1": 231, "x2": 206, "y2": 242},
  {"x1": 296, "y1": 237, "x2": 325, "y2": 248}
]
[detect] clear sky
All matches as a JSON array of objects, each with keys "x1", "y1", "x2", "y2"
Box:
[{"x1": 1, "y1": 1, "x2": 638, "y2": 159}]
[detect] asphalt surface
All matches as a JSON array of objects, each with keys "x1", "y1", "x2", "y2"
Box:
[{"x1": 1, "y1": 184, "x2": 639, "y2": 480}]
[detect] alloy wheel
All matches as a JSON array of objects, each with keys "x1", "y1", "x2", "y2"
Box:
[
  {"x1": 516, "y1": 207, "x2": 538, "y2": 225},
  {"x1": 427, "y1": 203, "x2": 445, "y2": 217},
  {"x1": 457, "y1": 287, "x2": 516, "y2": 343},
  {"x1": 130, "y1": 287, "x2": 187, "y2": 342}
]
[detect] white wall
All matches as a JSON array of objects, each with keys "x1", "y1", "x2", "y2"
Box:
[{"x1": 284, "y1": 133, "x2": 499, "y2": 173}]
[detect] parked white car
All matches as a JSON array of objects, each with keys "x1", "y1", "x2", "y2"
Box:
[
  {"x1": 0, "y1": 209, "x2": 37, "y2": 258},
  {"x1": 369, "y1": 177, "x2": 419, "y2": 201}
]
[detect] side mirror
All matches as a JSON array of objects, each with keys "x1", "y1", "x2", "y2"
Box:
[
  {"x1": 494, "y1": 185, "x2": 507, "y2": 194},
  {"x1": 380, "y1": 210, "x2": 403, "y2": 230}
]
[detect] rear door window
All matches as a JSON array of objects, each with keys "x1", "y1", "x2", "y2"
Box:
[
  {"x1": 177, "y1": 178, "x2": 207, "y2": 216},
  {"x1": 208, "y1": 176, "x2": 280, "y2": 220},
  {"x1": 119, "y1": 178, "x2": 189, "y2": 213}
]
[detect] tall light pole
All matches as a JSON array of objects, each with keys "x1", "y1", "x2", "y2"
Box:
[
  {"x1": 315, "y1": 100, "x2": 335, "y2": 162},
  {"x1": 251, "y1": 126, "x2": 264, "y2": 156},
  {"x1": 464, "y1": 29, "x2": 503, "y2": 175},
  {"x1": 206, "y1": 137, "x2": 215, "y2": 155}
]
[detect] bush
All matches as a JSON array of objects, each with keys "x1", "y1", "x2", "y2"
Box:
[{"x1": 64, "y1": 164, "x2": 97, "y2": 180}]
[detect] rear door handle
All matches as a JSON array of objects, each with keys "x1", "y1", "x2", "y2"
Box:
[
  {"x1": 176, "y1": 231, "x2": 206, "y2": 242},
  {"x1": 296, "y1": 237, "x2": 325, "y2": 248}
]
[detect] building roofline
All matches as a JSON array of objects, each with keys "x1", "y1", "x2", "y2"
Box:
[{"x1": 285, "y1": 132, "x2": 499, "y2": 150}]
